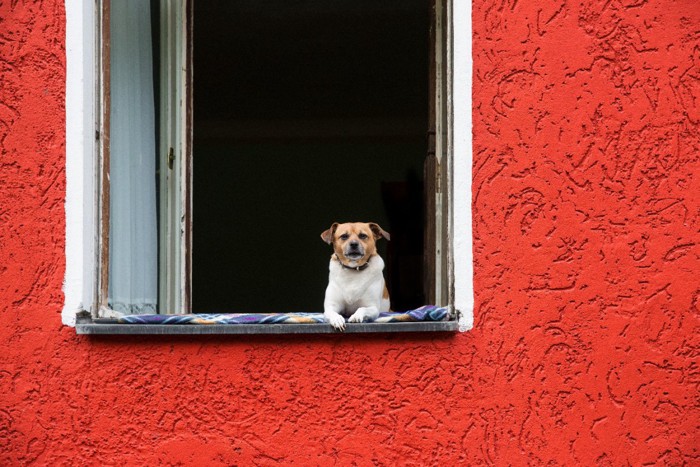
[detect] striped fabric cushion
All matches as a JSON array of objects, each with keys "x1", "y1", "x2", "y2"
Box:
[{"x1": 97, "y1": 305, "x2": 449, "y2": 325}]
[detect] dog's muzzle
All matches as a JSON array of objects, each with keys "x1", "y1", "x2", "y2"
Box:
[{"x1": 345, "y1": 241, "x2": 364, "y2": 260}]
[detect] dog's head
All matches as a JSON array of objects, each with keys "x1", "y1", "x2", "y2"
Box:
[{"x1": 321, "y1": 222, "x2": 390, "y2": 265}]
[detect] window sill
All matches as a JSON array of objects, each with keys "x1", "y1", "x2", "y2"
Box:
[
  {"x1": 76, "y1": 321, "x2": 459, "y2": 335},
  {"x1": 75, "y1": 307, "x2": 459, "y2": 335},
  {"x1": 76, "y1": 320, "x2": 458, "y2": 335}
]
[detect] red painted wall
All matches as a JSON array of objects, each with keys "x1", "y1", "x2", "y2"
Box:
[{"x1": 1, "y1": 1, "x2": 698, "y2": 464}]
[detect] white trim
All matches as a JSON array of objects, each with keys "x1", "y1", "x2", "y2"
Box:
[
  {"x1": 63, "y1": 0, "x2": 97, "y2": 326},
  {"x1": 452, "y1": 0, "x2": 474, "y2": 331}
]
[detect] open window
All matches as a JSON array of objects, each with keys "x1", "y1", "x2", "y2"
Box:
[
  {"x1": 192, "y1": 1, "x2": 436, "y2": 314},
  {"x1": 75, "y1": 0, "x2": 463, "y2": 333}
]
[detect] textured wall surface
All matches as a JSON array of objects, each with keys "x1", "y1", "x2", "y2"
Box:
[
  {"x1": 471, "y1": 0, "x2": 699, "y2": 464},
  {"x1": 1, "y1": 0, "x2": 698, "y2": 465}
]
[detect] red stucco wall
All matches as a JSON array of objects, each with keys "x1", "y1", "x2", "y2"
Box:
[{"x1": 1, "y1": 1, "x2": 698, "y2": 465}]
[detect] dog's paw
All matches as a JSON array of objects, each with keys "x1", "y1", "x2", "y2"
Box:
[
  {"x1": 326, "y1": 313, "x2": 346, "y2": 331},
  {"x1": 348, "y1": 310, "x2": 367, "y2": 323}
]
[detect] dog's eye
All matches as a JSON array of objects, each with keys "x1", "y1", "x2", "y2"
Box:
[
  {"x1": 339, "y1": 234, "x2": 350, "y2": 241},
  {"x1": 358, "y1": 233, "x2": 368, "y2": 240}
]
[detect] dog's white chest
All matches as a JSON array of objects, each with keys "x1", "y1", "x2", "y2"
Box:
[
  {"x1": 326, "y1": 256, "x2": 385, "y2": 313},
  {"x1": 335, "y1": 271, "x2": 377, "y2": 306}
]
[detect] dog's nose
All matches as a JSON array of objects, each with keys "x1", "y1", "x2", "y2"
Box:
[{"x1": 349, "y1": 241, "x2": 359, "y2": 249}]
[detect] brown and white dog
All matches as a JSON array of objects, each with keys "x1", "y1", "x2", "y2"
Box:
[{"x1": 320, "y1": 222, "x2": 391, "y2": 331}]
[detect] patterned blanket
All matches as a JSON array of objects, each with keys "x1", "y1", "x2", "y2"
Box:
[{"x1": 97, "y1": 305, "x2": 449, "y2": 325}]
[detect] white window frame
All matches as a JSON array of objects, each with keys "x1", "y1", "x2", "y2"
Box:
[{"x1": 63, "y1": 0, "x2": 473, "y2": 331}]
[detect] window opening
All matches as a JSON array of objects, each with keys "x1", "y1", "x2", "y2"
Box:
[
  {"x1": 192, "y1": 1, "x2": 431, "y2": 314},
  {"x1": 98, "y1": 0, "x2": 453, "y2": 318}
]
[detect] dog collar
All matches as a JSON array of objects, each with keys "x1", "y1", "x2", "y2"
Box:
[{"x1": 335, "y1": 254, "x2": 370, "y2": 271}]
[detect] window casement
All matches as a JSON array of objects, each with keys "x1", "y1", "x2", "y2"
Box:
[
  {"x1": 64, "y1": 0, "x2": 473, "y2": 333},
  {"x1": 97, "y1": 0, "x2": 192, "y2": 316}
]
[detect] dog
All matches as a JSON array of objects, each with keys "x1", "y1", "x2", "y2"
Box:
[{"x1": 320, "y1": 222, "x2": 391, "y2": 331}]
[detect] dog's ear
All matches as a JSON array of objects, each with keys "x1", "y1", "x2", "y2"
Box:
[
  {"x1": 320, "y1": 223, "x2": 339, "y2": 245},
  {"x1": 369, "y1": 223, "x2": 390, "y2": 241}
]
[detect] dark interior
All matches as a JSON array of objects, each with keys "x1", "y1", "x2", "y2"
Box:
[{"x1": 193, "y1": 0, "x2": 429, "y2": 313}]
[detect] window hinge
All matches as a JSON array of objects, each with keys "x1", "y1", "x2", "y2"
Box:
[{"x1": 168, "y1": 147, "x2": 175, "y2": 170}]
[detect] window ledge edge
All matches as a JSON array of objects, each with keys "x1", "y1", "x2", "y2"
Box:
[{"x1": 75, "y1": 320, "x2": 459, "y2": 335}]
